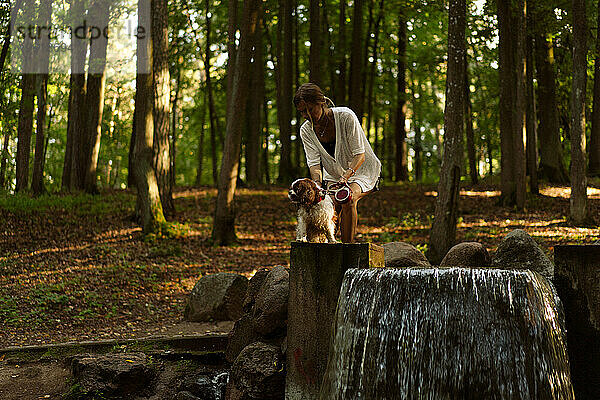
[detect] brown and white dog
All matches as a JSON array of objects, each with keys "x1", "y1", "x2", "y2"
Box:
[{"x1": 288, "y1": 178, "x2": 337, "y2": 243}]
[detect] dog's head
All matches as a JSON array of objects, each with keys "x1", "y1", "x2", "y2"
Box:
[{"x1": 288, "y1": 179, "x2": 323, "y2": 206}]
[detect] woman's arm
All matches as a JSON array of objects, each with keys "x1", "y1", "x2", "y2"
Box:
[
  {"x1": 339, "y1": 153, "x2": 365, "y2": 183},
  {"x1": 309, "y1": 165, "x2": 323, "y2": 184}
]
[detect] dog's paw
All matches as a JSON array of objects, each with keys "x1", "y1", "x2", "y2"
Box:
[{"x1": 296, "y1": 236, "x2": 307, "y2": 242}]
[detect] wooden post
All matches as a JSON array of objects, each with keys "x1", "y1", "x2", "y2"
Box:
[
  {"x1": 286, "y1": 242, "x2": 384, "y2": 400},
  {"x1": 554, "y1": 245, "x2": 600, "y2": 400}
]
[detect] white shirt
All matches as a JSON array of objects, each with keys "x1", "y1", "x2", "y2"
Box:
[{"x1": 300, "y1": 107, "x2": 382, "y2": 192}]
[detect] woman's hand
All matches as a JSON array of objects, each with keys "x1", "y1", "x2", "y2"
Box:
[{"x1": 338, "y1": 168, "x2": 354, "y2": 184}]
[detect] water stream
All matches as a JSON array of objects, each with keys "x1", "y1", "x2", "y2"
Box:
[{"x1": 320, "y1": 268, "x2": 574, "y2": 400}]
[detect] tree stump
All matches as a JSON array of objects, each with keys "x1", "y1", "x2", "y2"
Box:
[
  {"x1": 285, "y1": 242, "x2": 384, "y2": 400},
  {"x1": 554, "y1": 245, "x2": 600, "y2": 400}
]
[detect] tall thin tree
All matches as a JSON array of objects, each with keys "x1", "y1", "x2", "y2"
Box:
[
  {"x1": 277, "y1": 0, "x2": 294, "y2": 183},
  {"x1": 589, "y1": 0, "x2": 600, "y2": 176},
  {"x1": 497, "y1": 0, "x2": 526, "y2": 208},
  {"x1": 464, "y1": 49, "x2": 478, "y2": 185},
  {"x1": 308, "y1": 0, "x2": 321, "y2": 85},
  {"x1": 152, "y1": 0, "x2": 173, "y2": 214},
  {"x1": 212, "y1": 0, "x2": 262, "y2": 245},
  {"x1": 570, "y1": 0, "x2": 588, "y2": 225},
  {"x1": 15, "y1": 0, "x2": 36, "y2": 193},
  {"x1": 532, "y1": 0, "x2": 568, "y2": 183},
  {"x1": 428, "y1": 0, "x2": 466, "y2": 265},
  {"x1": 32, "y1": 0, "x2": 52, "y2": 196},
  {"x1": 348, "y1": 0, "x2": 365, "y2": 121},
  {"x1": 134, "y1": 0, "x2": 166, "y2": 233},
  {"x1": 395, "y1": 13, "x2": 408, "y2": 182},
  {"x1": 83, "y1": 0, "x2": 110, "y2": 194}
]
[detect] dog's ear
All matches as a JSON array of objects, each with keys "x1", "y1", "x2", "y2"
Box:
[{"x1": 298, "y1": 180, "x2": 317, "y2": 206}]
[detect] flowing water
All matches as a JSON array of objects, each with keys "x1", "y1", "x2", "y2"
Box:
[{"x1": 320, "y1": 268, "x2": 574, "y2": 400}]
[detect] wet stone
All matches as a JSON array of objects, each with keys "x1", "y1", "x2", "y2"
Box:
[{"x1": 440, "y1": 242, "x2": 491, "y2": 268}]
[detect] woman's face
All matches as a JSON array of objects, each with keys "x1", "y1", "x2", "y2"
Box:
[{"x1": 297, "y1": 101, "x2": 323, "y2": 123}]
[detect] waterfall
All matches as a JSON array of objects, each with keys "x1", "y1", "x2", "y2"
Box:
[{"x1": 320, "y1": 268, "x2": 574, "y2": 400}]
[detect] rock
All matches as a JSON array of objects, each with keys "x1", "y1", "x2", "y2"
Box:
[
  {"x1": 229, "y1": 342, "x2": 285, "y2": 400},
  {"x1": 176, "y1": 391, "x2": 201, "y2": 400},
  {"x1": 226, "y1": 314, "x2": 260, "y2": 363},
  {"x1": 383, "y1": 242, "x2": 431, "y2": 268},
  {"x1": 70, "y1": 352, "x2": 154, "y2": 397},
  {"x1": 493, "y1": 229, "x2": 554, "y2": 279},
  {"x1": 252, "y1": 266, "x2": 289, "y2": 336},
  {"x1": 243, "y1": 268, "x2": 270, "y2": 313},
  {"x1": 185, "y1": 273, "x2": 249, "y2": 322},
  {"x1": 440, "y1": 242, "x2": 492, "y2": 268}
]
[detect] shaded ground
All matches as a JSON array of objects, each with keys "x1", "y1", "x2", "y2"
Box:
[{"x1": 0, "y1": 182, "x2": 599, "y2": 348}]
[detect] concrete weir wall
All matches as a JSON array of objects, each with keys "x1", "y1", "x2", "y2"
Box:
[
  {"x1": 554, "y1": 245, "x2": 600, "y2": 400},
  {"x1": 285, "y1": 242, "x2": 384, "y2": 400}
]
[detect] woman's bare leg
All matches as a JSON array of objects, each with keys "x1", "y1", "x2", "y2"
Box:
[{"x1": 340, "y1": 183, "x2": 369, "y2": 243}]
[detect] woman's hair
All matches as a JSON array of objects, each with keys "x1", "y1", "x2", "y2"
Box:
[{"x1": 294, "y1": 83, "x2": 335, "y2": 108}]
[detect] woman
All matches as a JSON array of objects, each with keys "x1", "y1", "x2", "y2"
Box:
[{"x1": 293, "y1": 82, "x2": 381, "y2": 243}]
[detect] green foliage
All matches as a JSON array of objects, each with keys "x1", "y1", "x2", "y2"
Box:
[{"x1": 144, "y1": 221, "x2": 191, "y2": 242}]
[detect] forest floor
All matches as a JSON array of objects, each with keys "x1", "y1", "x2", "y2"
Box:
[{"x1": 1, "y1": 181, "x2": 599, "y2": 348}]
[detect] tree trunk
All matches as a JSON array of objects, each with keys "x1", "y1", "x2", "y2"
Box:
[
  {"x1": 227, "y1": 0, "x2": 239, "y2": 108},
  {"x1": 172, "y1": 66, "x2": 181, "y2": 186},
  {"x1": 308, "y1": 0, "x2": 321, "y2": 85},
  {"x1": 0, "y1": 127, "x2": 10, "y2": 189},
  {"x1": 196, "y1": 91, "x2": 207, "y2": 187},
  {"x1": 31, "y1": 0, "x2": 52, "y2": 196},
  {"x1": 246, "y1": 16, "x2": 264, "y2": 186},
  {"x1": 362, "y1": 0, "x2": 374, "y2": 119},
  {"x1": 152, "y1": 0, "x2": 173, "y2": 215},
  {"x1": 526, "y1": 32, "x2": 539, "y2": 195},
  {"x1": 83, "y1": 0, "x2": 110, "y2": 194},
  {"x1": 212, "y1": 0, "x2": 262, "y2": 245},
  {"x1": 348, "y1": 0, "x2": 365, "y2": 121},
  {"x1": 464, "y1": 50, "x2": 478, "y2": 185},
  {"x1": 428, "y1": 0, "x2": 465, "y2": 265},
  {"x1": 205, "y1": 1, "x2": 220, "y2": 186},
  {"x1": 513, "y1": 0, "x2": 527, "y2": 209},
  {"x1": 366, "y1": 0, "x2": 384, "y2": 146},
  {"x1": 127, "y1": 107, "x2": 137, "y2": 188},
  {"x1": 263, "y1": 95, "x2": 270, "y2": 183},
  {"x1": 570, "y1": 0, "x2": 588, "y2": 225},
  {"x1": 67, "y1": 0, "x2": 89, "y2": 191},
  {"x1": 15, "y1": 15, "x2": 35, "y2": 193},
  {"x1": 589, "y1": 0, "x2": 600, "y2": 176},
  {"x1": 533, "y1": 22, "x2": 568, "y2": 182},
  {"x1": 277, "y1": 0, "x2": 294, "y2": 183},
  {"x1": 337, "y1": 0, "x2": 348, "y2": 104},
  {"x1": 414, "y1": 121, "x2": 423, "y2": 182},
  {"x1": 497, "y1": 0, "x2": 526, "y2": 208},
  {"x1": 134, "y1": 0, "x2": 166, "y2": 233},
  {"x1": 395, "y1": 14, "x2": 408, "y2": 182}
]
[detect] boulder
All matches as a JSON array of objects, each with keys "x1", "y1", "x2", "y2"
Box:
[
  {"x1": 70, "y1": 352, "x2": 154, "y2": 397},
  {"x1": 383, "y1": 242, "x2": 431, "y2": 268},
  {"x1": 252, "y1": 266, "x2": 289, "y2": 336},
  {"x1": 440, "y1": 242, "x2": 492, "y2": 268},
  {"x1": 185, "y1": 273, "x2": 249, "y2": 322},
  {"x1": 226, "y1": 314, "x2": 260, "y2": 363},
  {"x1": 228, "y1": 342, "x2": 285, "y2": 400},
  {"x1": 243, "y1": 268, "x2": 270, "y2": 313},
  {"x1": 493, "y1": 229, "x2": 554, "y2": 279}
]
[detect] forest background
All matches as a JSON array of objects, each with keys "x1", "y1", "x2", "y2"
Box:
[{"x1": 1, "y1": 0, "x2": 600, "y2": 346}]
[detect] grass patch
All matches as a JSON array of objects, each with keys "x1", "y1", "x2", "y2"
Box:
[{"x1": 0, "y1": 191, "x2": 134, "y2": 215}]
